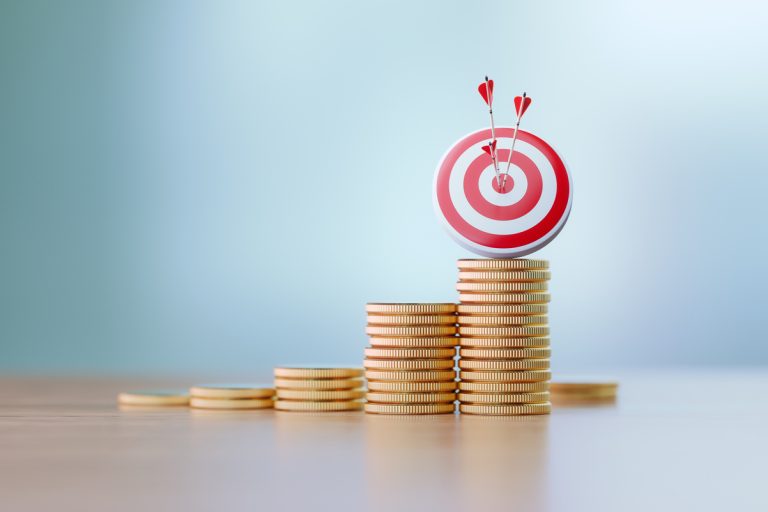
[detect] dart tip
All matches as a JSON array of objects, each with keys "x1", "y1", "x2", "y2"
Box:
[
  {"x1": 523, "y1": 92, "x2": 527, "y2": 97},
  {"x1": 485, "y1": 75, "x2": 489, "y2": 81}
]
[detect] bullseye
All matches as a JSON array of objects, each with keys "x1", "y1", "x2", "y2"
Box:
[{"x1": 491, "y1": 176, "x2": 513, "y2": 194}]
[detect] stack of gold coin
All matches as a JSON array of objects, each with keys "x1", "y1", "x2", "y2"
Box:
[
  {"x1": 456, "y1": 259, "x2": 552, "y2": 416},
  {"x1": 189, "y1": 384, "x2": 275, "y2": 410},
  {"x1": 364, "y1": 303, "x2": 458, "y2": 415},
  {"x1": 273, "y1": 367, "x2": 365, "y2": 412}
]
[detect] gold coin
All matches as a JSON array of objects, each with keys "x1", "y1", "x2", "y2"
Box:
[
  {"x1": 458, "y1": 270, "x2": 551, "y2": 282},
  {"x1": 459, "y1": 370, "x2": 551, "y2": 382},
  {"x1": 275, "y1": 389, "x2": 365, "y2": 401},
  {"x1": 458, "y1": 337, "x2": 550, "y2": 348},
  {"x1": 456, "y1": 281, "x2": 548, "y2": 293},
  {"x1": 365, "y1": 369, "x2": 457, "y2": 382},
  {"x1": 366, "y1": 392, "x2": 457, "y2": 404},
  {"x1": 458, "y1": 325, "x2": 549, "y2": 337},
  {"x1": 366, "y1": 314, "x2": 457, "y2": 326},
  {"x1": 117, "y1": 391, "x2": 189, "y2": 407},
  {"x1": 459, "y1": 403, "x2": 551, "y2": 415},
  {"x1": 457, "y1": 392, "x2": 550, "y2": 404},
  {"x1": 368, "y1": 336, "x2": 458, "y2": 348},
  {"x1": 459, "y1": 347, "x2": 551, "y2": 359},
  {"x1": 457, "y1": 315, "x2": 548, "y2": 326},
  {"x1": 365, "y1": 403, "x2": 455, "y2": 415},
  {"x1": 550, "y1": 380, "x2": 618, "y2": 398},
  {"x1": 364, "y1": 347, "x2": 457, "y2": 359},
  {"x1": 458, "y1": 359, "x2": 550, "y2": 371},
  {"x1": 366, "y1": 303, "x2": 457, "y2": 315},
  {"x1": 457, "y1": 303, "x2": 548, "y2": 315},
  {"x1": 189, "y1": 397, "x2": 274, "y2": 410},
  {"x1": 367, "y1": 380, "x2": 458, "y2": 393},
  {"x1": 458, "y1": 381, "x2": 550, "y2": 393},
  {"x1": 274, "y1": 378, "x2": 364, "y2": 390},
  {"x1": 459, "y1": 293, "x2": 550, "y2": 304},
  {"x1": 275, "y1": 400, "x2": 363, "y2": 412},
  {"x1": 457, "y1": 258, "x2": 549, "y2": 270},
  {"x1": 273, "y1": 367, "x2": 364, "y2": 379},
  {"x1": 189, "y1": 384, "x2": 274, "y2": 399},
  {"x1": 364, "y1": 359, "x2": 455, "y2": 371},
  {"x1": 366, "y1": 325, "x2": 457, "y2": 337}
]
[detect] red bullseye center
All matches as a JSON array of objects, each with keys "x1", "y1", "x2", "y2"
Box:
[{"x1": 491, "y1": 175, "x2": 514, "y2": 193}]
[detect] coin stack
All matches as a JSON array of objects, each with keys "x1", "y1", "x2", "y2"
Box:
[
  {"x1": 364, "y1": 303, "x2": 458, "y2": 415},
  {"x1": 455, "y1": 259, "x2": 552, "y2": 415},
  {"x1": 273, "y1": 367, "x2": 365, "y2": 412},
  {"x1": 189, "y1": 384, "x2": 275, "y2": 410}
]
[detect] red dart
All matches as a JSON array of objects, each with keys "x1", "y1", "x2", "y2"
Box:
[
  {"x1": 478, "y1": 78, "x2": 494, "y2": 106},
  {"x1": 481, "y1": 140, "x2": 497, "y2": 156},
  {"x1": 503, "y1": 92, "x2": 532, "y2": 188},
  {"x1": 514, "y1": 95, "x2": 532, "y2": 117},
  {"x1": 478, "y1": 76, "x2": 501, "y2": 186}
]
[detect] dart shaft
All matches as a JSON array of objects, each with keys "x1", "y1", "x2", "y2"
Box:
[{"x1": 484, "y1": 80, "x2": 501, "y2": 185}]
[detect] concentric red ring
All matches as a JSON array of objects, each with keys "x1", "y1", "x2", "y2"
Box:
[
  {"x1": 434, "y1": 127, "x2": 571, "y2": 254},
  {"x1": 463, "y1": 148, "x2": 543, "y2": 221}
]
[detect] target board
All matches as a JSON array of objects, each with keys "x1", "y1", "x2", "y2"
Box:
[{"x1": 433, "y1": 127, "x2": 572, "y2": 258}]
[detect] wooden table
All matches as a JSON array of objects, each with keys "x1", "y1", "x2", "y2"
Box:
[{"x1": 1, "y1": 370, "x2": 766, "y2": 511}]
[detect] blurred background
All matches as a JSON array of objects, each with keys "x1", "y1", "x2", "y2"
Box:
[{"x1": 1, "y1": 0, "x2": 766, "y2": 375}]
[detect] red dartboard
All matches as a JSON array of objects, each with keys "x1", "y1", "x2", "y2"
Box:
[{"x1": 433, "y1": 127, "x2": 572, "y2": 257}]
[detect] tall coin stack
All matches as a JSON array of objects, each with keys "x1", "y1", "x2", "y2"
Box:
[
  {"x1": 455, "y1": 259, "x2": 552, "y2": 416},
  {"x1": 364, "y1": 303, "x2": 458, "y2": 415},
  {"x1": 273, "y1": 367, "x2": 365, "y2": 412}
]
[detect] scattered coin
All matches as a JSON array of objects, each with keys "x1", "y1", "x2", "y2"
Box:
[{"x1": 117, "y1": 391, "x2": 189, "y2": 407}]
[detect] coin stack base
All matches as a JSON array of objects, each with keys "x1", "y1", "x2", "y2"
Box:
[
  {"x1": 456, "y1": 259, "x2": 552, "y2": 415},
  {"x1": 273, "y1": 367, "x2": 364, "y2": 412},
  {"x1": 189, "y1": 384, "x2": 275, "y2": 410},
  {"x1": 364, "y1": 303, "x2": 458, "y2": 415}
]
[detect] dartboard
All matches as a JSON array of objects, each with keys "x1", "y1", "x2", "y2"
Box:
[{"x1": 433, "y1": 127, "x2": 572, "y2": 258}]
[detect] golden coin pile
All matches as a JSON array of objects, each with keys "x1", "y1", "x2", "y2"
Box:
[
  {"x1": 189, "y1": 384, "x2": 275, "y2": 410},
  {"x1": 364, "y1": 303, "x2": 458, "y2": 415},
  {"x1": 273, "y1": 367, "x2": 365, "y2": 412},
  {"x1": 456, "y1": 259, "x2": 552, "y2": 415}
]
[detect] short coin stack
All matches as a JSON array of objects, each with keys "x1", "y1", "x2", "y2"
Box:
[
  {"x1": 456, "y1": 258, "x2": 552, "y2": 415},
  {"x1": 364, "y1": 303, "x2": 458, "y2": 415},
  {"x1": 273, "y1": 367, "x2": 365, "y2": 412},
  {"x1": 189, "y1": 384, "x2": 275, "y2": 410}
]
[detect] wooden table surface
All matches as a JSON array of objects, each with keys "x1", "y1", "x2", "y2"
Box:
[{"x1": 1, "y1": 370, "x2": 766, "y2": 511}]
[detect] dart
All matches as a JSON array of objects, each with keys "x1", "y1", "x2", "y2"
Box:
[
  {"x1": 502, "y1": 92, "x2": 532, "y2": 189},
  {"x1": 481, "y1": 140, "x2": 499, "y2": 182},
  {"x1": 478, "y1": 76, "x2": 502, "y2": 186}
]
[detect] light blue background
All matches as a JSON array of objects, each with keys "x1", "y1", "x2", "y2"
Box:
[{"x1": 1, "y1": 0, "x2": 767, "y2": 374}]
